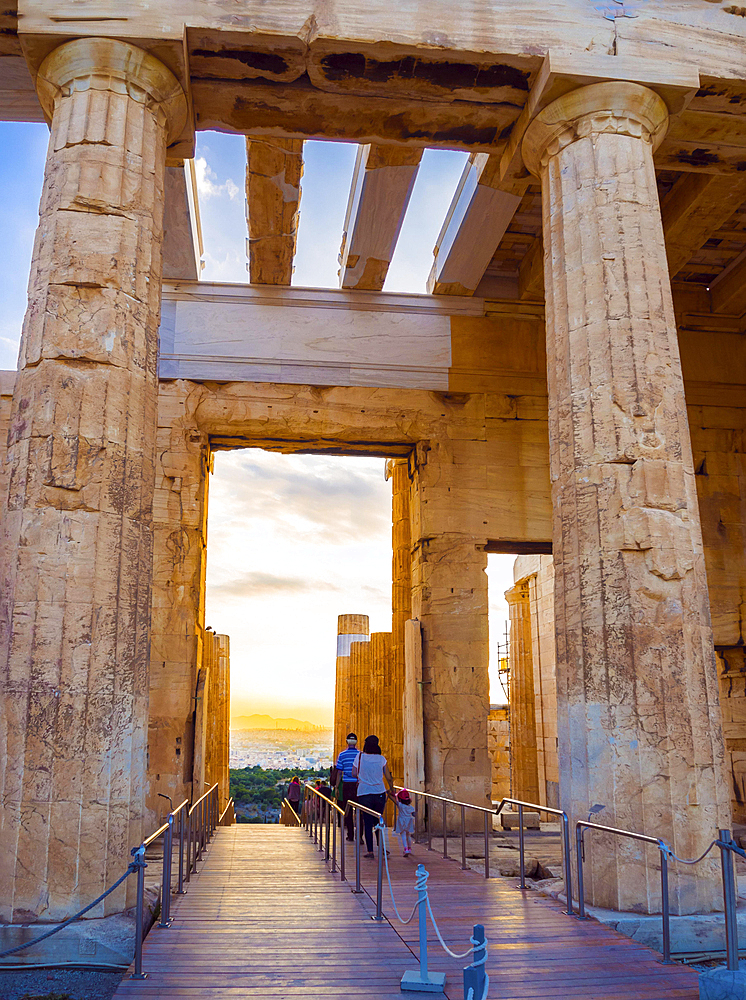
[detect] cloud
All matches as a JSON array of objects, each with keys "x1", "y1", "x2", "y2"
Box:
[
  {"x1": 194, "y1": 155, "x2": 240, "y2": 201},
  {"x1": 210, "y1": 571, "x2": 342, "y2": 600},
  {"x1": 212, "y1": 450, "x2": 390, "y2": 544}
]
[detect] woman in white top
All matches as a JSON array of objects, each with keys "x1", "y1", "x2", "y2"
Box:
[{"x1": 354, "y1": 734, "x2": 395, "y2": 856}]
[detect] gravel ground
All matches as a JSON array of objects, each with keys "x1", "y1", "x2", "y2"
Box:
[{"x1": 0, "y1": 967, "x2": 125, "y2": 1000}]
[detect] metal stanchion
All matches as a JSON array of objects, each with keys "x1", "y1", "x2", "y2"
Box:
[
  {"x1": 576, "y1": 827, "x2": 586, "y2": 920},
  {"x1": 353, "y1": 808, "x2": 363, "y2": 893},
  {"x1": 484, "y1": 811, "x2": 491, "y2": 880},
  {"x1": 130, "y1": 846, "x2": 148, "y2": 980},
  {"x1": 659, "y1": 848, "x2": 671, "y2": 964},
  {"x1": 442, "y1": 800, "x2": 448, "y2": 859},
  {"x1": 720, "y1": 829, "x2": 739, "y2": 971},
  {"x1": 177, "y1": 809, "x2": 186, "y2": 894},
  {"x1": 401, "y1": 865, "x2": 445, "y2": 992},
  {"x1": 561, "y1": 814, "x2": 573, "y2": 915},
  {"x1": 159, "y1": 816, "x2": 174, "y2": 927},
  {"x1": 374, "y1": 824, "x2": 384, "y2": 922},
  {"x1": 518, "y1": 803, "x2": 526, "y2": 889}
]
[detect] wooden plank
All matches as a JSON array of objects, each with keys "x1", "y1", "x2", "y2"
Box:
[
  {"x1": 245, "y1": 137, "x2": 303, "y2": 286},
  {"x1": 428, "y1": 155, "x2": 521, "y2": 296},
  {"x1": 163, "y1": 161, "x2": 203, "y2": 281},
  {"x1": 114, "y1": 821, "x2": 700, "y2": 1000},
  {"x1": 660, "y1": 172, "x2": 746, "y2": 278},
  {"x1": 339, "y1": 144, "x2": 422, "y2": 291}
]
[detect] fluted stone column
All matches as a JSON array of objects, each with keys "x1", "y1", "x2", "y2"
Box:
[
  {"x1": 0, "y1": 39, "x2": 185, "y2": 922},
  {"x1": 506, "y1": 583, "x2": 540, "y2": 806},
  {"x1": 370, "y1": 632, "x2": 394, "y2": 767},
  {"x1": 215, "y1": 635, "x2": 230, "y2": 812},
  {"x1": 523, "y1": 81, "x2": 730, "y2": 913},
  {"x1": 349, "y1": 638, "x2": 373, "y2": 742},
  {"x1": 389, "y1": 459, "x2": 411, "y2": 785},
  {"x1": 334, "y1": 615, "x2": 369, "y2": 756}
]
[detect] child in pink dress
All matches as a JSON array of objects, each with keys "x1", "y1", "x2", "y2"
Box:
[{"x1": 394, "y1": 789, "x2": 415, "y2": 856}]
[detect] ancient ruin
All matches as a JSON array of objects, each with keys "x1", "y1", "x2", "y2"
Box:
[{"x1": 1, "y1": 0, "x2": 745, "y2": 963}]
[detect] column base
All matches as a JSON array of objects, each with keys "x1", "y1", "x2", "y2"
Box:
[
  {"x1": 699, "y1": 967, "x2": 746, "y2": 1000},
  {"x1": 0, "y1": 888, "x2": 158, "y2": 967}
]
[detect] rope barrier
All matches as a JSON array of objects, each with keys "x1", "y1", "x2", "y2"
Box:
[
  {"x1": 376, "y1": 821, "x2": 490, "y2": 999},
  {"x1": 0, "y1": 862, "x2": 138, "y2": 959}
]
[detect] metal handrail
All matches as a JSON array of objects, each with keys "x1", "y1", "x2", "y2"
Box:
[
  {"x1": 302, "y1": 783, "x2": 387, "y2": 920},
  {"x1": 281, "y1": 798, "x2": 301, "y2": 826},
  {"x1": 219, "y1": 797, "x2": 234, "y2": 825},
  {"x1": 396, "y1": 785, "x2": 494, "y2": 879},
  {"x1": 496, "y1": 798, "x2": 573, "y2": 915},
  {"x1": 575, "y1": 820, "x2": 746, "y2": 967}
]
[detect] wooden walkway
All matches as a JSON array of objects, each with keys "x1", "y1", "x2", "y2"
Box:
[{"x1": 113, "y1": 824, "x2": 701, "y2": 999}]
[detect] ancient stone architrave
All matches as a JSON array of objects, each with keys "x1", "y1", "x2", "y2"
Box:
[
  {"x1": 523, "y1": 81, "x2": 731, "y2": 914},
  {"x1": 505, "y1": 583, "x2": 540, "y2": 806},
  {"x1": 0, "y1": 38, "x2": 185, "y2": 922}
]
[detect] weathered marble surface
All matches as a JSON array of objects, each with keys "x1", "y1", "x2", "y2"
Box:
[
  {"x1": 524, "y1": 81, "x2": 731, "y2": 914},
  {"x1": 0, "y1": 38, "x2": 184, "y2": 922}
]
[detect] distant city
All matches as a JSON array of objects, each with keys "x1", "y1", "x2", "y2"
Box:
[{"x1": 230, "y1": 716, "x2": 334, "y2": 772}]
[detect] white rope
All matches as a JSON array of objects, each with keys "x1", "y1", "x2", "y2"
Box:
[
  {"x1": 377, "y1": 820, "x2": 490, "y2": 977},
  {"x1": 378, "y1": 821, "x2": 419, "y2": 924}
]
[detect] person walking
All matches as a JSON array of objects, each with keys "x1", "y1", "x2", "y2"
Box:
[
  {"x1": 335, "y1": 732, "x2": 360, "y2": 841},
  {"x1": 394, "y1": 788, "x2": 415, "y2": 856},
  {"x1": 287, "y1": 776, "x2": 302, "y2": 818},
  {"x1": 353, "y1": 734, "x2": 395, "y2": 857}
]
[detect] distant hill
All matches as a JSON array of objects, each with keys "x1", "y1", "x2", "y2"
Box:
[{"x1": 231, "y1": 714, "x2": 330, "y2": 733}]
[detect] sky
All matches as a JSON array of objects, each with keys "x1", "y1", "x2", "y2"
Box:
[{"x1": 1, "y1": 124, "x2": 515, "y2": 727}]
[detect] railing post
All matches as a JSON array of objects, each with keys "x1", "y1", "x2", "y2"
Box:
[
  {"x1": 332, "y1": 807, "x2": 337, "y2": 872},
  {"x1": 427, "y1": 799, "x2": 432, "y2": 852},
  {"x1": 659, "y1": 848, "x2": 671, "y2": 964},
  {"x1": 484, "y1": 811, "x2": 491, "y2": 880},
  {"x1": 325, "y1": 805, "x2": 331, "y2": 862},
  {"x1": 185, "y1": 812, "x2": 192, "y2": 883},
  {"x1": 518, "y1": 804, "x2": 526, "y2": 890},
  {"x1": 374, "y1": 821, "x2": 385, "y2": 922},
  {"x1": 561, "y1": 814, "x2": 573, "y2": 915},
  {"x1": 340, "y1": 813, "x2": 347, "y2": 883},
  {"x1": 177, "y1": 808, "x2": 186, "y2": 895},
  {"x1": 159, "y1": 816, "x2": 174, "y2": 928},
  {"x1": 576, "y1": 825, "x2": 586, "y2": 920},
  {"x1": 130, "y1": 846, "x2": 148, "y2": 980},
  {"x1": 414, "y1": 795, "x2": 419, "y2": 845},
  {"x1": 720, "y1": 828, "x2": 739, "y2": 971},
  {"x1": 442, "y1": 800, "x2": 448, "y2": 859},
  {"x1": 463, "y1": 924, "x2": 486, "y2": 1000},
  {"x1": 353, "y1": 808, "x2": 363, "y2": 893},
  {"x1": 460, "y1": 806, "x2": 467, "y2": 871}
]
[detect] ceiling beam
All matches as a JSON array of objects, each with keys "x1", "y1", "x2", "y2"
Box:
[
  {"x1": 245, "y1": 137, "x2": 303, "y2": 285},
  {"x1": 518, "y1": 237, "x2": 544, "y2": 302},
  {"x1": 427, "y1": 154, "x2": 521, "y2": 296},
  {"x1": 163, "y1": 161, "x2": 203, "y2": 281},
  {"x1": 710, "y1": 248, "x2": 746, "y2": 315},
  {"x1": 339, "y1": 144, "x2": 422, "y2": 291},
  {"x1": 660, "y1": 173, "x2": 746, "y2": 278}
]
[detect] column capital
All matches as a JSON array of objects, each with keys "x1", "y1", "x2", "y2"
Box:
[
  {"x1": 504, "y1": 582, "x2": 530, "y2": 606},
  {"x1": 35, "y1": 37, "x2": 187, "y2": 144},
  {"x1": 522, "y1": 80, "x2": 668, "y2": 177}
]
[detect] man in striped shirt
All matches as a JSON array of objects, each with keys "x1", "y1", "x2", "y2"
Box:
[{"x1": 335, "y1": 733, "x2": 359, "y2": 842}]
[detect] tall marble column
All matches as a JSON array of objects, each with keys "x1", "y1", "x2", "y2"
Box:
[
  {"x1": 333, "y1": 614, "x2": 369, "y2": 756},
  {"x1": 389, "y1": 458, "x2": 412, "y2": 782},
  {"x1": 0, "y1": 39, "x2": 185, "y2": 921},
  {"x1": 523, "y1": 81, "x2": 730, "y2": 913},
  {"x1": 505, "y1": 583, "x2": 540, "y2": 805}
]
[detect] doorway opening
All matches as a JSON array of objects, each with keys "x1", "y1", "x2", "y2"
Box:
[{"x1": 205, "y1": 447, "x2": 393, "y2": 821}]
